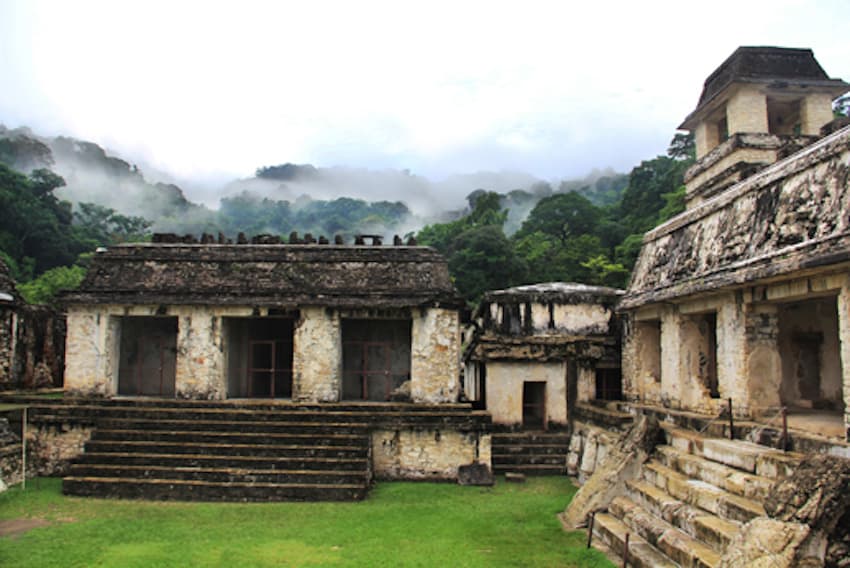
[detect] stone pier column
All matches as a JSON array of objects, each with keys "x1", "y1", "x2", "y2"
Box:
[
  {"x1": 174, "y1": 309, "x2": 226, "y2": 399},
  {"x1": 837, "y1": 278, "x2": 850, "y2": 442},
  {"x1": 660, "y1": 306, "x2": 685, "y2": 409},
  {"x1": 411, "y1": 308, "x2": 459, "y2": 404},
  {"x1": 292, "y1": 307, "x2": 341, "y2": 402},
  {"x1": 742, "y1": 304, "x2": 782, "y2": 417},
  {"x1": 64, "y1": 308, "x2": 120, "y2": 397}
]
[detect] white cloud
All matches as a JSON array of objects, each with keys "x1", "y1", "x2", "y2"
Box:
[{"x1": 1, "y1": 0, "x2": 849, "y2": 199}]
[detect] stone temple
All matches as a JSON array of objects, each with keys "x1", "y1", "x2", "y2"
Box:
[{"x1": 0, "y1": 44, "x2": 849, "y2": 566}]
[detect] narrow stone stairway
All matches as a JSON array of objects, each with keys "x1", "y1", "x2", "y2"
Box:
[
  {"x1": 491, "y1": 432, "x2": 569, "y2": 475},
  {"x1": 592, "y1": 423, "x2": 802, "y2": 567},
  {"x1": 40, "y1": 402, "x2": 373, "y2": 501}
]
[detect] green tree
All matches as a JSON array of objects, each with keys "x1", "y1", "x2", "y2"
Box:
[
  {"x1": 17, "y1": 264, "x2": 86, "y2": 305},
  {"x1": 447, "y1": 225, "x2": 525, "y2": 302},
  {"x1": 515, "y1": 192, "x2": 601, "y2": 244}
]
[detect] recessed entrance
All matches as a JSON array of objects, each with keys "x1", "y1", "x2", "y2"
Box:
[
  {"x1": 595, "y1": 367, "x2": 623, "y2": 401},
  {"x1": 778, "y1": 297, "x2": 843, "y2": 411},
  {"x1": 342, "y1": 319, "x2": 411, "y2": 401},
  {"x1": 225, "y1": 318, "x2": 294, "y2": 398},
  {"x1": 117, "y1": 317, "x2": 177, "y2": 396},
  {"x1": 522, "y1": 381, "x2": 546, "y2": 430}
]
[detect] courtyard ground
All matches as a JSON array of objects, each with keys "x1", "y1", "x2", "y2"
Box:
[{"x1": 0, "y1": 476, "x2": 612, "y2": 567}]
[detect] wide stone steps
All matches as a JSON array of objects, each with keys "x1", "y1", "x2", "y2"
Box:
[
  {"x1": 62, "y1": 403, "x2": 375, "y2": 501},
  {"x1": 625, "y1": 479, "x2": 740, "y2": 551},
  {"x1": 91, "y1": 429, "x2": 367, "y2": 447},
  {"x1": 590, "y1": 424, "x2": 803, "y2": 567},
  {"x1": 73, "y1": 451, "x2": 367, "y2": 471},
  {"x1": 491, "y1": 432, "x2": 568, "y2": 475},
  {"x1": 640, "y1": 461, "x2": 765, "y2": 523},
  {"x1": 82, "y1": 439, "x2": 368, "y2": 459},
  {"x1": 93, "y1": 417, "x2": 371, "y2": 435},
  {"x1": 609, "y1": 496, "x2": 720, "y2": 568},
  {"x1": 68, "y1": 464, "x2": 369, "y2": 485},
  {"x1": 592, "y1": 513, "x2": 678, "y2": 568},
  {"x1": 63, "y1": 476, "x2": 368, "y2": 501}
]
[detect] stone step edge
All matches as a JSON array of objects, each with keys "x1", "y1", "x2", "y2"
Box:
[
  {"x1": 591, "y1": 512, "x2": 679, "y2": 568},
  {"x1": 624, "y1": 477, "x2": 740, "y2": 552},
  {"x1": 655, "y1": 444, "x2": 774, "y2": 500},
  {"x1": 77, "y1": 451, "x2": 367, "y2": 464},
  {"x1": 610, "y1": 495, "x2": 721, "y2": 568},
  {"x1": 641, "y1": 461, "x2": 766, "y2": 521},
  {"x1": 35, "y1": 415, "x2": 372, "y2": 427},
  {"x1": 63, "y1": 476, "x2": 367, "y2": 490},
  {"x1": 87, "y1": 440, "x2": 367, "y2": 452},
  {"x1": 69, "y1": 464, "x2": 370, "y2": 476},
  {"x1": 33, "y1": 405, "x2": 481, "y2": 418},
  {"x1": 94, "y1": 429, "x2": 367, "y2": 439}
]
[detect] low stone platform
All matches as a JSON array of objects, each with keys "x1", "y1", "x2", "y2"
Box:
[{"x1": 5, "y1": 397, "x2": 492, "y2": 502}]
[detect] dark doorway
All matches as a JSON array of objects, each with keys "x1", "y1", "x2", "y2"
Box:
[
  {"x1": 118, "y1": 317, "x2": 178, "y2": 396},
  {"x1": 793, "y1": 333, "x2": 822, "y2": 402},
  {"x1": 342, "y1": 319, "x2": 411, "y2": 401},
  {"x1": 522, "y1": 381, "x2": 546, "y2": 430},
  {"x1": 226, "y1": 318, "x2": 294, "y2": 398},
  {"x1": 595, "y1": 367, "x2": 623, "y2": 401}
]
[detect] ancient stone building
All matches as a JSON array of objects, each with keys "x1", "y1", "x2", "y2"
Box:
[
  {"x1": 35, "y1": 237, "x2": 491, "y2": 498},
  {"x1": 569, "y1": 46, "x2": 850, "y2": 567},
  {"x1": 63, "y1": 240, "x2": 463, "y2": 403},
  {"x1": 464, "y1": 282, "x2": 622, "y2": 429},
  {"x1": 623, "y1": 46, "x2": 850, "y2": 441}
]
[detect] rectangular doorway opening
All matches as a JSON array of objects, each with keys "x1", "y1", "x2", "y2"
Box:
[
  {"x1": 595, "y1": 367, "x2": 623, "y2": 401},
  {"x1": 522, "y1": 381, "x2": 546, "y2": 430},
  {"x1": 342, "y1": 319, "x2": 411, "y2": 401},
  {"x1": 117, "y1": 317, "x2": 178, "y2": 397},
  {"x1": 225, "y1": 317, "x2": 294, "y2": 398}
]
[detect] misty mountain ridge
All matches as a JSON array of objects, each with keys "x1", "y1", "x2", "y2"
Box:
[{"x1": 0, "y1": 124, "x2": 628, "y2": 240}]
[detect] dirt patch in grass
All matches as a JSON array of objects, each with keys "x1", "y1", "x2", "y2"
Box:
[{"x1": 0, "y1": 519, "x2": 51, "y2": 539}]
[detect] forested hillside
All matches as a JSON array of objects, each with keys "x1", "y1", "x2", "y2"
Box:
[
  {"x1": 0, "y1": 123, "x2": 692, "y2": 305},
  {"x1": 416, "y1": 133, "x2": 694, "y2": 301}
]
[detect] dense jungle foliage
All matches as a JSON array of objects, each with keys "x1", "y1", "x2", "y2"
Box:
[{"x1": 0, "y1": 127, "x2": 694, "y2": 305}]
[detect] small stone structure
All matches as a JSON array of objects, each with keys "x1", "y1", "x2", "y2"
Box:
[
  {"x1": 0, "y1": 259, "x2": 64, "y2": 391},
  {"x1": 54, "y1": 237, "x2": 491, "y2": 488},
  {"x1": 464, "y1": 282, "x2": 623, "y2": 429},
  {"x1": 63, "y1": 239, "x2": 463, "y2": 403}
]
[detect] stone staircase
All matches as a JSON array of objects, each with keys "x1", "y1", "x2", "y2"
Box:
[
  {"x1": 491, "y1": 432, "x2": 569, "y2": 476},
  {"x1": 35, "y1": 401, "x2": 373, "y2": 501},
  {"x1": 591, "y1": 423, "x2": 802, "y2": 567}
]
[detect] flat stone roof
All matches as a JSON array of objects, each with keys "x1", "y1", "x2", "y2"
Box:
[
  {"x1": 62, "y1": 243, "x2": 463, "y2": 309},
  {"x1": 482, "y1": 282, "x2": 624, "y2": 304}
]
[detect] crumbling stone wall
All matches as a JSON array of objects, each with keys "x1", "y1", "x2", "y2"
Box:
[
  {"x1": 0, "y1": 305, "x2": 64, "y2": 391},
  {"x1": 372, "y1": 429, "x2": 491, "y2": 480}
]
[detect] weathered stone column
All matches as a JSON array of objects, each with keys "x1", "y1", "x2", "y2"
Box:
[
  {"x1": 64, "y1": 307, "x2": 120, "y2": 396},
  {"x1": 660, "y1": 306, "x2": 685, "y2": 409},
  {"x1": 836, "y1": 277, "x2": 850, "y2": 442},
  {"x1": 410, "y1": 307, "x2": 459, "y2": 404},
  {"x1": 716, "y1": 297, "x2": 747, "y2": 408},
  {"x1": 292, "y1": 307, "x2": 341, "y2": 402},
  {"x1": 174, "y1": 309, "x2": 226, "y2": 399},
  {"x1": 742, "y1": 303, "x2": 782, "y2": 417}
]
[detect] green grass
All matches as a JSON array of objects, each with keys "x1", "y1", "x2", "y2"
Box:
[{"x1": 0, "y1": 477, "x2": 612, "y2": 567}]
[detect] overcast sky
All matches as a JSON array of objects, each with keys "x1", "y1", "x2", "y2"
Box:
[{"x1": 2, "y1": 0, "x2": 849, "y2": 190}]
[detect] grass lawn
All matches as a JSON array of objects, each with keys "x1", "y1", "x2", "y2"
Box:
[{"x1": 0, "y1": 476, "x2": 613, "y2": 567}]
